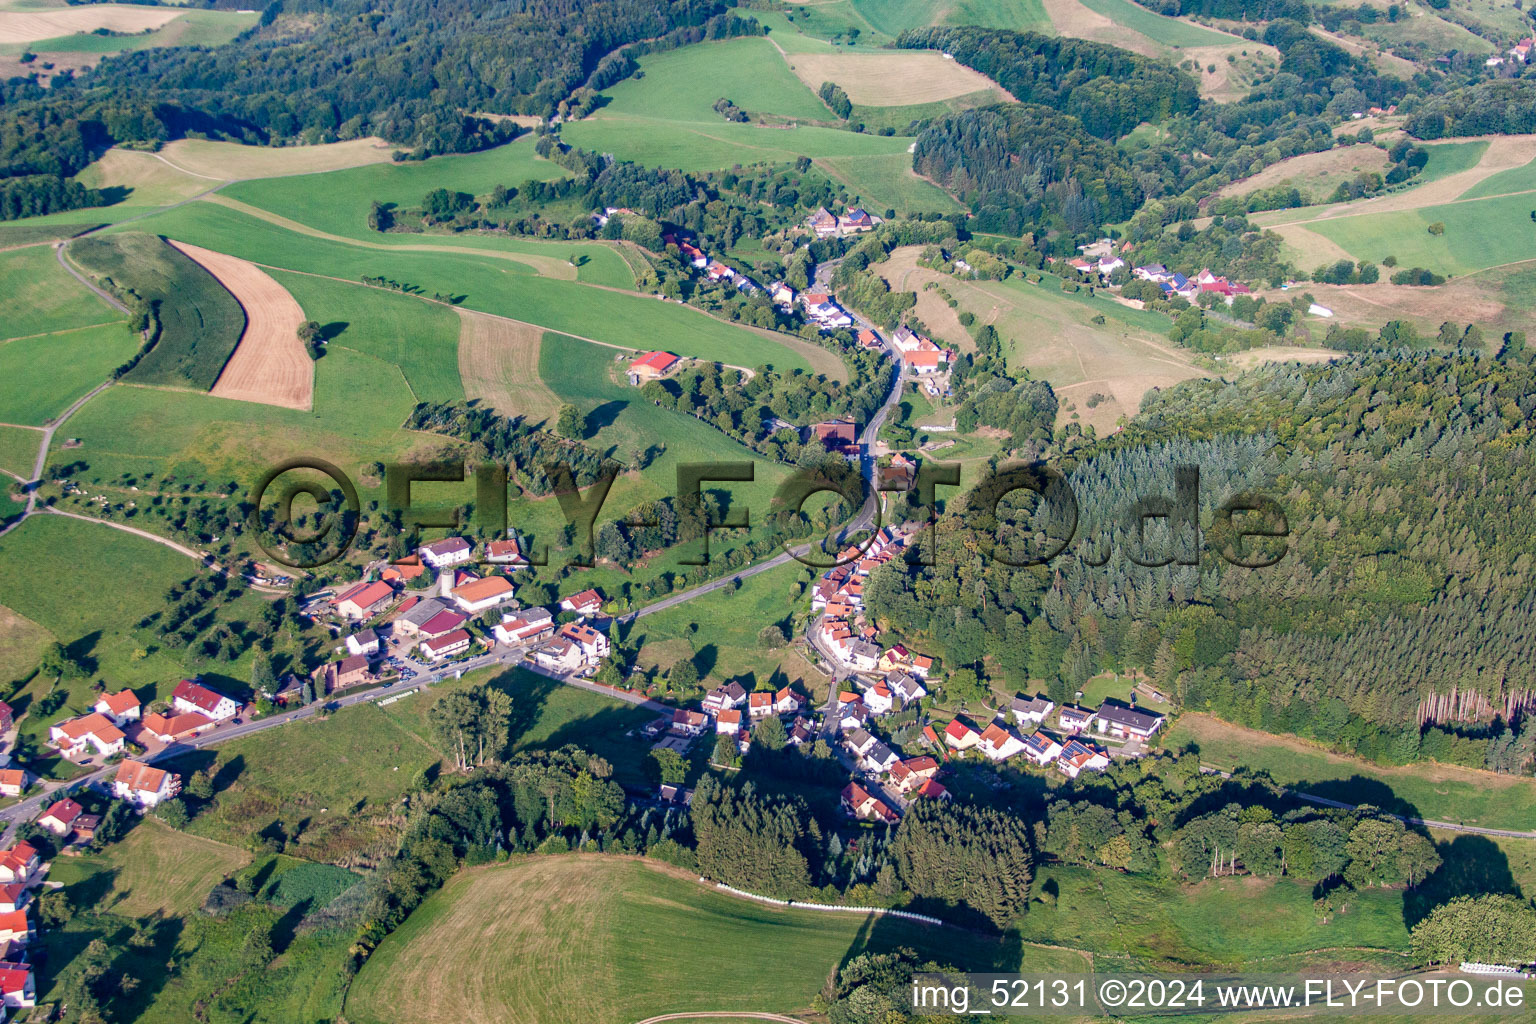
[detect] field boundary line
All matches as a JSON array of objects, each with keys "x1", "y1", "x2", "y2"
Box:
[{"x1": 0, "y1": 320, "x2": 125, "y2": 347}]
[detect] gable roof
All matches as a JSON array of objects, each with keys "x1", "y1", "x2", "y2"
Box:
[
  {"x1": 43, "y1": 798, "x2": 83, "y2": 825},
  {"x1": 336, "y1": 579, "x2": 393, "y2": 609},
  {"x1": 114, "y1": 759, "x2": 170, "y2": 794},
  {"x1": 630, "y1": 350, "x2": 679, "y2": 373},
  {"x1": 0, "y1": 770, "x2": 25, "y2": 789},
  {"x1": 55, "y1": 713, "x2": 124, "y2": 745},
  {"x1": 1096, "y1": 703, "x2": 1164, "y2": 731},
  {"x1": 420, "y1": 537, "x2": 471, "y2": 556},
  {"x1": 420, "y1": 609, "x2": 468, "y2": 635},
  {"x1": 422, "y1": 628, "x2": 472, "y2": 653},
  {"x1": 944, "y1": 718, "x2": 977, "y2": 740},
  {"x1": 143, "y1": 710, "x2": 213, "y2": 738},
  {"x1": 98, "y1": 690, "x2": 140, "y2": 715},
  {"x1": 172, "y1": 679, "x2": 235, "y2": 715},
  {"x1": 454, "y1": 576, "x2": 514, "y2": 604}
]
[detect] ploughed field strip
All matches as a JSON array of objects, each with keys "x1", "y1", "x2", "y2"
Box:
[{"x1": 168, "y1": 240, "x2": 313, "y2": 411}]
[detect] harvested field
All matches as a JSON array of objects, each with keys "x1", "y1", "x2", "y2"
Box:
[
  {"x1": 784, "y1": 51, "x2": 1014, "y2": 106},
  {"x1": 1267, "y1": 270, "x2": 1533, "y2": 338},
  {"x1": 0, "y1": 5, "x2": 181, "y2": 43},
  {"x1": 880, "y1": 247, "x2": 1204, "y2": 433},
  {"x1": 168, "y1": 241, "x2": 313, "y2": 411},
  {"x1": 1214, "y1": 144, "x2": 1391, "y2": 204},
  {"x1": 157, "y1": 137, "x2": 396, "y2": 180},
  {"x1": 75, "y1": 148, "x2": 213, "y2": 209},
  {"x1": 456, "y1": 310, "x2": 560, "y2": 425}
]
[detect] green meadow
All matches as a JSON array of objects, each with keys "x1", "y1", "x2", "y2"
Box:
[
  {"x1": 0, "y1": 244, "x2": 121, "y2": 341},
  {"x1": 222, "y1": 137, "x2": 570, "y2": 238},
  {"x1": 1459, "y1": 152, "x2": 1536, "y2": 199},
  {"x1": 0, "y1": 425, "x2": 40, "y2": 479},
  {"x1": 113, "y1": 202, "x2": 820, "y2": 372},
  {"x1": 0, "y1": 322, "x2": 138, "y2": 425},
  {"x1": 2, "y1": 8, "x2": 258, "y2": 57},
  {"x1": 69, "y1": 232, "x2": 246, "y2": 391},
  {"x1": 1166, "y1": 714, "x2": 1536, "y2": 831},
  {"x1": 817, "y1": 152, "x2": 962, "y2": 215},
  {"x1": 1420, "y1": 140, "x2": 1491, "y2": 188},
  {"x1": 1080, "y1": 0, "x2": 1244, "y2": 46},
  {"x1": 270, "y1": 270, "x2": 465, "y2": 405},
  {"x1": 560, "y1": 38, "x2": 917, "y2": 172},
  {"x1": 1307, "y1": 192, "x2": 1536, "y2": 276}
]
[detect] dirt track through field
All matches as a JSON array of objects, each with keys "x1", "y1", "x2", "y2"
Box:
[
  {"x1": 168, "y1": 241, "x2": 313, "y2": 411},
  {"x1": 0, "y1": 5, "x2": 181, "y2": 42},
  {"x1": 456, "y1": 310, "x2": 561, "y2": 425}
]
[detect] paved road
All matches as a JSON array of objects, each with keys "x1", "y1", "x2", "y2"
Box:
[
  {"x1": 0, "y1": 378, "x2": 115, "y2": 540},
  {"x1": 1198, "y1": 766, "x2": 1536, "y2": 840}
]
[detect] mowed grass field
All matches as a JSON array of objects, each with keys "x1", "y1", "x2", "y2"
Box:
[
  {"x1": 0, "y1": 602, "x2": 50, "y2": 689},
  {"x1": 347, "y1": 855, "x2": 1052, "y2": 1024},
  {"x1": 271, "y1": 269, "x2": 464, "y2": 405},
  {"x1": 561, "y1": 38, "x2": 919, "y2": 172},
  {"x1": 1307, "y1": 191, "x2": 1536, "y2": 276},
  {"x1": 1077, "y1": 0, "x2": 1240, "y2": 46},
  {"x1": 843, "y1": 0, "x2": 1053, "y2": 35},
  {"x1": 115, "y1": 201, "x2": 818, "y2": 373},
  {"x1": 69, "y1": 232, "x2": 246, "y2": 390},
  {"x1": 0, "y1": 424, "x2": 40, "y2": 479},
  {"x1": 222, "y1": 136, "x2": 571, "y2": 242},
  {"x1": 47, "y1": 818, "x2": 250, "y2": 918},
  {"x1": 817, "y1": 152, "x2": 962, "y2": 215},
  {"x1": 1166, "y1": 714, "x2": 1536, "y2": 832},
  {"x1": 0, "y1": 243, "x2": 121, "y2": 341},
  {"x1": 0, "y1": 322, "x2": 139, "y2": 425}
]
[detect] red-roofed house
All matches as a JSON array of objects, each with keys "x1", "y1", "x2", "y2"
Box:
[
  {"x1": 0, "y1": 911, "x2": 30, "y2": 948},
  {"x1": 748, "y1": 691, "x2": 774, "y2": 721},
  {"x1": 629, "y1": 350, "x2": 680, "y2": 383},
  {"x1": 840, "y1": 782, "x2": 898, "y2": 824},
  {"x1": 485, "y1": 538, "x2": 528, "y2": 565},
  {"x1": 912, "y1": 777, "x2": 950, "y2": 801},
  {"x1": 49, "y1": 713, "x2": 125, "y2": 759},
  {"x1": 112, "y1": 760, "x2": 181, "y2": 809},
  {"x1": 39, "y1": 797, "x2": 83, "y2": 837},
  {"x1": 943, "y1": 718, "x2": 980, "y2": 751},
  {"x1": 0, "y1": 771, "x2": 29, "y2": 798},
  {"x1": 452, "y1": 574, "x2": 516, "y2": 614},
  {"x1": 0, "y1": 844, "x2": 39, "y2": 886},
  {"x1": 0, "y1": 964, "x2": 34, "y2": 1008},
  {"x1": 812, "y1": 418, "x2": 857, "y2": 452},
  {"x1": 557, "y1": 622, "x2": 610, "y2": 665},
  {"x1": 0, "y1": 884, "x2": 27, "y2": 914},
  {"x1": 93, "y1": 689, "x2": 141, "y2": 725},
  {"x1": 421, "y1": 629, "x2": 473, "y2": 661},
  {"x1": 716, "y1": 708, "x2": 743, "y2": 735},
  {"x1": 334, "y1": 580, "x2": 395, "y2": 621},
  {"x1": 978, "y1": 722, "x2": 1026, "y2": 762},
  {"x1": 560, "y1": 589, "x2": 604, "y2": 616},
  {"x1": 172, "y1": 679, "x2": 239, "y2": 721},
  {"x1": 141, "y1": 710, "x2": 215, "y2": 743},
  {"x1": 418, "y1": 608, "x2": 468, "y2": 640}
]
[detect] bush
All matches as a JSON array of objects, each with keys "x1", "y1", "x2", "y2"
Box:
[{"x1": 1427, "y1": 222, "x2": 1445, "y2": 236}]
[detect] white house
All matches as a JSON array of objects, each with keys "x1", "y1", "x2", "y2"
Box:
[
  {"x1": 93, "y1": 689, "x2": 141, "y2": 725},
  {"x1": 846, "y1": 640, "x2": 880, "y2": 673},
  {"x1": 493, "y1": 608, "x2": 555, "y2": 646},
  {"x1": 557, "y1": 622, "x2": 609, "y2": 666},
  {"x1": 452, "y1": 575, "x2": 516, "y2": 615},
  {"x1": 716, "y1": 709, "x2": 743, "y2": 736},
  {"x1": 978, "y1": 723, "x2": 1027, "y2": 762},
  {"x1": 1022, "y1": 730, "x2": 1063, "y2": 766},
  {"x1": 560, "y1": 589, "x2": 603, "y2": 617},
  {"x1": 1057, "y1": 739, "x2": 1111, "y2": 778},
  {"x1": 943, "y1": 718, "x2": 980, "y2": 750},
  {"x1": 844, "y1": 728, "x2": 878, "y2": 758},
  {"x1": 344, "y1": 628, "x2": 381, "y2": 657},
  {"x1": 49, "y1": 713, "x2": 125, "y2": 760},
  {"x1": 773, "y1": 686, "x2": 803, "y2": 715},
  {"x1": 861, "y1": 740, "x2": 900, "y2": 774},
  {"x1": 112, "y1": 760, "x2": 181, "y2": 810},
  {"x1": 702, "y1": 683, "x2": 748, "y2": 714},
  {"x1": 1010, "y1": 694, "x2": 1054, "y2": 727},
  {"x1": 173, "y1": 679, "x2": 240, "y2": 721},
  {"x1": 421, "y1": 628, "x2": 473, "y2": 661},
  {"x1": 862, "y1": 680, "x2": 894, "y2": 716},
  {"x1": 418, "y1": 537, "x2": 473, "y2": 569},
  {"x1": 1094, "y1": 703, "x2": 1164, "y2": 741}
]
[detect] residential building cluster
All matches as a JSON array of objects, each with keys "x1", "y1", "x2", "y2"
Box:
[{"x1": 806, "y1": 206, "x2": 877, "y2": 239}]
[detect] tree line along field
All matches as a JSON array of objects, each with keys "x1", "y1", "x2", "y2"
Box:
[
  {"x1": 1168, "y1": 714, "x2": 1536, "y2": 832},
  {"x1": 69, "y1": 232, "x2": 247, "y2": 391}
]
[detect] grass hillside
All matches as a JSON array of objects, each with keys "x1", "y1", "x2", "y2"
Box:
[
  {"x1": 347, "y1": 855, "x2": 1054, "y2": 1024},
  {"x1": 0, "y1": 322, "x2": 138, "y2": 425},
  {"x1": 1167, "y1": 714, "x2": 1536, "y2": 831},
  {"x1": 68, "y1": 232, "x2": 246, "y2": 390},
  {"x1": 0, "y1": 243, "x2": 121, "y2": 341}
]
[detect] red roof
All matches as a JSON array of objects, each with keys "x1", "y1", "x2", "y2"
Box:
[
  {"x1": 336, "y1": 580, "x2": 393, "y2": 610},
  {"x1": 43, "y1": 798, "x2": 82, "y2": 826},
  {"x1": 423, "y1": 628, "x2": 472, "y2": 653},
  {"x1": 630, "y1": 350, "x2": 679, "y2": 374},
  {"x1": 98, "y1": 690, "x2": 139, "y2": 715},
  {"x1": 944, "y1": 719, "x2": 976, "y2": 740},
  {"x1": 420, "y1": 609, "x2": 467, "y2": 636},
  {"x1": 0, "y1": 967, "x2": 29, "y2": 995},
  {"x1": 172, "y1": 679, "x2": 234, "y2": 715}
]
